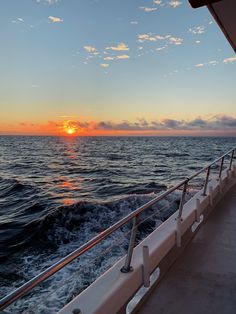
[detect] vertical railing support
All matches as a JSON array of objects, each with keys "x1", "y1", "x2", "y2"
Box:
[
  {"x1": 120, "y1": 215, "x2": 138, "y2": 273},
  {"x1": 219, "y1": 156, "x2": 224, "y2": 179},
  {"x1": 229, "y1": 149, "x2": 234, "y2": 171},
  {"x1": 202, "y1": 166, "x2": 211, "y2": 196},
  {"x1": 142, "y1": 246, "x2": 150, "y2": 288},
  {"x1": 209, "y1": 186, "x2": 213, "y2": 206},
  {"x1": 176, "y1": 179, "x2": 188, "y2": 247},
  {"x1": 195, "y1": 198, "x2": 201, "y2": 223}
]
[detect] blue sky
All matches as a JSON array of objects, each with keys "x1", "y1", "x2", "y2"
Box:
[{"x1": 0, "y1": 0, "x2": 235, "y2": 135}]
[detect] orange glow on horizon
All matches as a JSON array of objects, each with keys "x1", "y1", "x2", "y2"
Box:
[{"x1": 1, "y1": 118, "x2": 236, "y2": 137}]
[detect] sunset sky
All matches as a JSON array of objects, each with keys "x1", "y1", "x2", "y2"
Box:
[{"x1": 0, "y1": 0, "x2": 235, "y2": 136}]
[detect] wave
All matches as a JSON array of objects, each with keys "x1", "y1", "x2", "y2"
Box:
[{"x1": 0, "y1": 190, "x2": 180, "y2": 313}]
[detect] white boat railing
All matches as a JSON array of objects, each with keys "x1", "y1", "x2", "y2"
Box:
[{"x1": 0, "y1": 147, "x2": 235, "y2": 311}]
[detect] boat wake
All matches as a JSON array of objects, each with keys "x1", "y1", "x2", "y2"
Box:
[{"x1": 0, "y1": 179, "x2": 182, "y2": 313}]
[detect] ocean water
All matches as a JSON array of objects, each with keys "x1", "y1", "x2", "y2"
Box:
[{"x1": 0, "y1": 136, "x2": 235, "y2": 313}]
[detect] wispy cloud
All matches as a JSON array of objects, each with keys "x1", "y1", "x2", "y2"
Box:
[
  {"x1": 195, "y1": 63, "x2": 204, "y2": 68},
  {"x1": 103, "y1": 55, "x2": 130, "y2": 61},
  {"x1": 168, "y1": 36, "x2": 183, "y2": 45},
  {"x1": 105, "y1": 43, "x2": 129, "y2": 51},
  {"x1": 153, "y1": 0, "x2": 162, "y2": 4},
  {"x1": 139, "y1": 7, "x2": 158, "y2": 12},
  {"x1": 48, "y1": 16, "x2": 63, "y2": 23},
  {"x1": 84, "y1": 45, "x2": 97, "y2": 53},
  {"x1": 12, "y1": 17, "x2": 24, "y2": 23},
  {"x1": 100, "y1": 63, "x2": 109, "y2": 68},
  {"x1": 209, "y1": 60, "x2": 218, "y2": 66},
  {"x1": 169, "y1": 1, "x2": 182, "y2": 8},
  {"x1": 189, "y1": 26, "x2": 205, "y2": 34},
  {"x1": 138, "y1": 33, "x2": 183, "y2": 45},
  {"x1": 156, "y1": 46, "x2": 166, "y2": 51},
  {"x1": 116, "y1": 55, "x2": 130, "y2": 59},
  {"x1": 138, "y1": 33, "x2": 166, "y2": 43},
  {"x1": 104, "y1": 56, "x2": 115, "y2": 61},
  {"x1": 37, "y1": 0, "x2": 59, "y2": 4},
  {"x1": 223, "y1": 56, "x2": 236, "y2": 63}
]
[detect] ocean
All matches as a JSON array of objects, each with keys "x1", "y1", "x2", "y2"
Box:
[{"x1": 0, "y1": 136, "x2": 235, "y2": 313}]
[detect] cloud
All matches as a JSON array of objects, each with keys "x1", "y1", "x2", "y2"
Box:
[
  {"x1": 116, "y1": 55, "x2": 130, "y2": 59},
  {"x1": 103, "y1": 55, "x2": 130, "y2": 62},
  {"x1": 12, "y1": 17, "x2": 24, "y2": 23},
  {"x1": 168, "y1": 36, "x2": 183, "y2": 45},
  {"x1": 96, "y1": 115, "x2": 236, "y2": 131},
  {"x1": 162, "y1": 119, "x2": 181, "y2": 128},
  {"x1": 105, "y1": 43, "x2": 129, "y2": 51},
  {"x1": 84, "y1": 45, "x2": 97, "y2": 53},
  {"x1": 223, "y1": 56, "x2": 236, "y2": 63},
  {"x1": 100, "y1": 63, "x2": 109, "y2": 68},
  {"x1": 37, "y1": 0, "x2": 59, "y2": 4},
  {"x1": 209, "y1": 60, "x2": 218, "y2": 66},
  {"x1": 57, "y1": 115, "x2": 236, "y2": 132},
  {"x1": 156, "y1": 46, "x2": 166, "y2": 51},
  {"x1": 169, "y1": 1, "x2": 182, "y2": 8},
  {"x1": 194, "y1": 60, "x2": 219, "y2": 68},
  {"x1": 130, "y1": 21, "x2": 138, "y2": 25},
  {"x1": 138, "y1": 34, "x2": 182, "y2": 45},
  {"x1": 16, "y1": 115, "x2": 236, "y2": 136},
  {"x1": 214, "y1": 115, "x2": 236, "y2": 128},
  {"x1": 48, "y1": 16, "x2": 63, "y2": 23},
  {"x1": 195, "y1": 63, "x2": 204, "y2": 68},
  {"x1": 189, "y1": 26, "x2": 205, "y2": 34},
  {"x1": 138, "y1": 33, "x2": 166, "y2": 43},
  {"x1": 139, "y1": 7, "x2": 158, "y2": 12},
  {"x1": 104, "y1": 56, "x2": 115, "y2": 61}
]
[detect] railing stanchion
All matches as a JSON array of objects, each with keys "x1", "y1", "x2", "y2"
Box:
[
  {"x1": 178, "y1": 179, "x2": 188, "y2": 219},
  {"x1": 202, "y1": 166, "x2": 211, "y2": 196},
  {"x1": 176, "y1": 179, "x2": 188, "y2": 247},
  {"x1": 229, "y1": 149, "x2": 234, "y2": 171},
  {"x1": 120, "y1": 215, "x2": 139, "y2": 273},
  {"x1": 219, "y1": 156, "x2": 224, "y2": 179}
]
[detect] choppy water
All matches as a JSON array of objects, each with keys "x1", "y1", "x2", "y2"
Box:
[{"x1": 0, "y1": 136, "x2": 235, "y2": 313}]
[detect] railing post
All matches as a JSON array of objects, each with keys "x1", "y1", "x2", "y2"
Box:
[
  {"x1": 218, "y1": 156, "x2": 224, "y2": 179},
  {"x1": 120, "y1": 215, "x2": 138, "y2": 273},
  {"x1": 176, "y1": 179, "x2": 188, "y2": 247},
  {"x1": 142, "y1": 246, "x2": 150, "y2": 288},
  {"x1": 178, "y1": 179, "x2": 188, "y2": 219},
  {"x1": 229, "y1": 149, "x2": 234, "y2": 171},
  {"x1": 202, "y1": 166, "x2": 211, "y2": 196}
]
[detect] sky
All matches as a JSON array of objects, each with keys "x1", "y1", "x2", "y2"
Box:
[{"x1": 0, "y1": 0, "x2": 235, "y2": 136}]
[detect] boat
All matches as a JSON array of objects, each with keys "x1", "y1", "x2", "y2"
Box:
[{"x1": 0, "y1": 1, "x2": 235, "y2": 313}]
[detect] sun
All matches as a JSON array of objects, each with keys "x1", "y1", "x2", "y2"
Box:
[{"x1": 66, "y1": 127, "x2": 76, "y2": 135}]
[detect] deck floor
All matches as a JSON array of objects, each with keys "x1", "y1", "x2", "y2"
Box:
[{"x1": 137, "y1": 183, "x2": 236, "y2": 314}]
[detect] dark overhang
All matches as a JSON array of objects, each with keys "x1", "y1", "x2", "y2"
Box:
[
  {"x1": 189, "y1": 0, "x2": 222, "y2": 9},
  {"x1": 189, "y1": 0, "x2": 236, "y2": 53}
]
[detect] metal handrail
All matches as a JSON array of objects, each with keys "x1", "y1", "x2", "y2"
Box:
[{"x1": 0, "y1": 147, "x2": 235, "y2": 310}]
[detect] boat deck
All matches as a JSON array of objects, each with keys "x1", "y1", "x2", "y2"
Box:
[{"x1": 137, "y1": 183, "x2": 236, "y2": 314}]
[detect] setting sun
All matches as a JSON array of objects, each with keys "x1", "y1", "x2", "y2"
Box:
[{"x1": 66, "y1": 127, "x2": 75, "y2": 135}]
